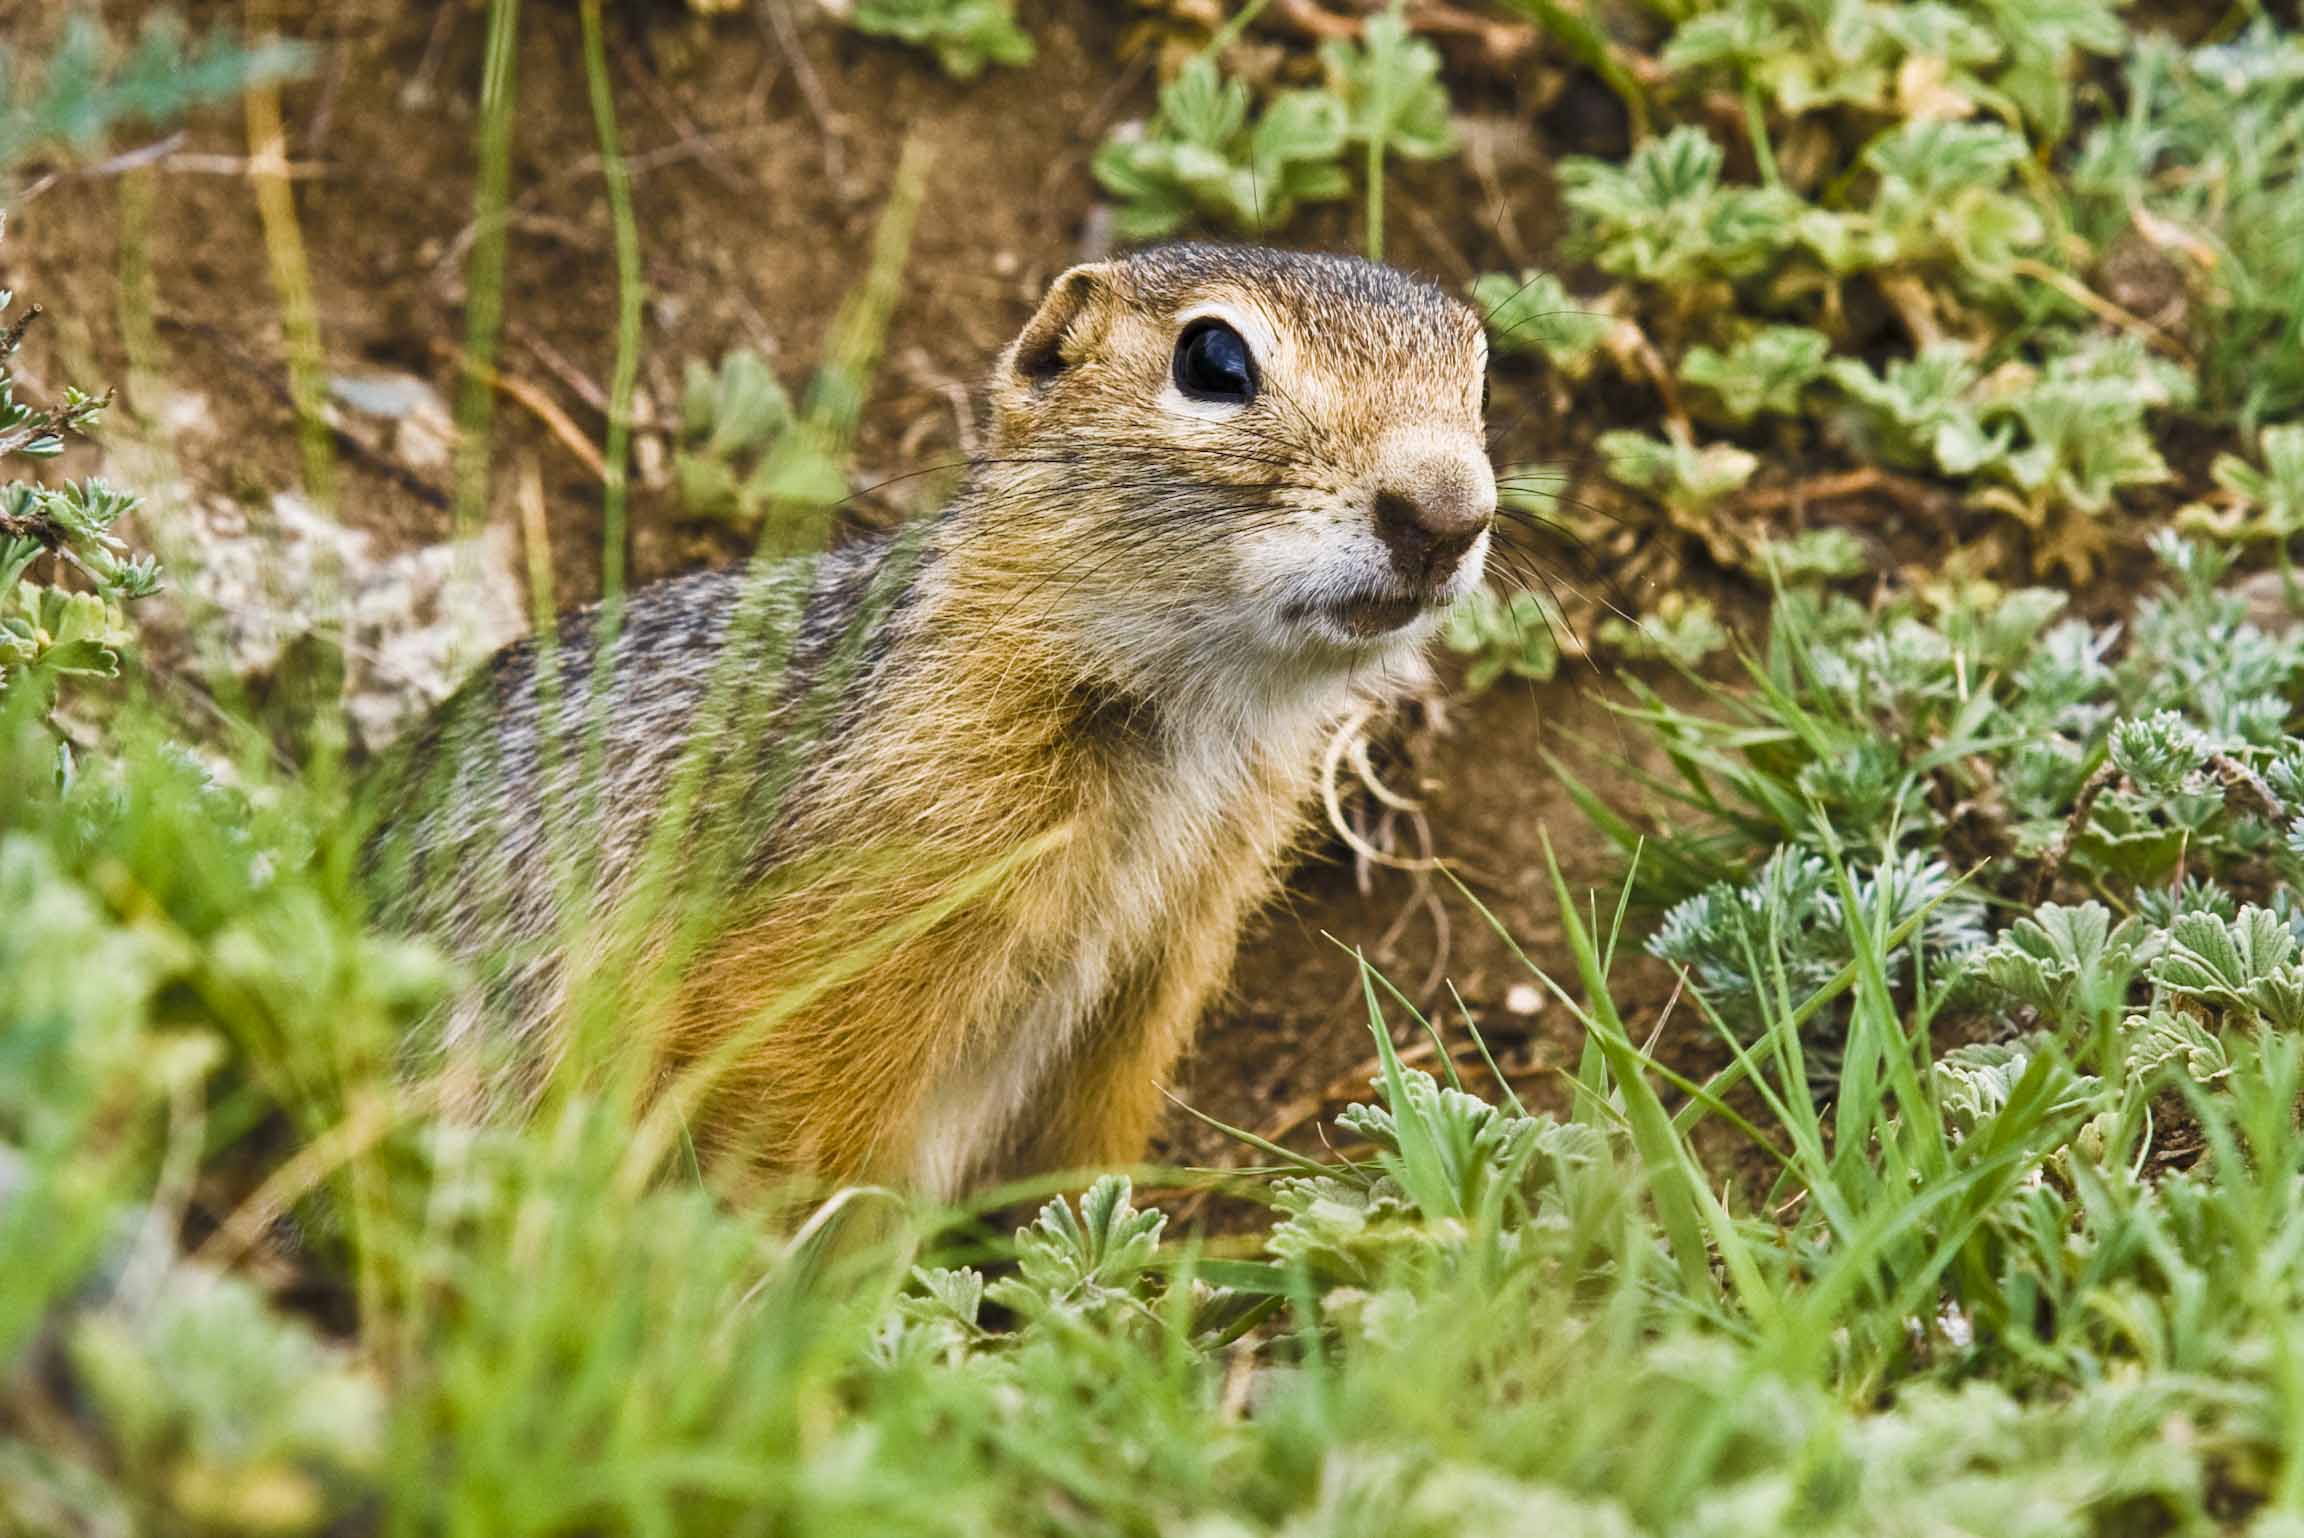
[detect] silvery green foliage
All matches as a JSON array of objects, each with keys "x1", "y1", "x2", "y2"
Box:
[
  {"x1": 880, "y1": 1069, "x2": 1630, "y2": 1367},
  {"x1": 846, "y1": 0, "x2": 1032, "y2": 79},
  {"x1": 1648, "y1": 846, "x2": 1986, "y2": 1051},
  {"x1": 1269, "y1": 1067, "x2": 1619, "y2": 1286},
  {"x1": 0, "y1": 289, "x2": 159, "y2": 710},
  {"x1": 1557, "y1": 105, "x2": 2058, "y2": 298},
  {"x1": 1439, "y1": 589, "x2": 1560, "y2": 693},
  {"x1": 1321, "y1": 10, "x2": 1456, "y2": 164},
  {"x1": 2123, "y1": 534, "x2": 2304, "y2": 746},
  {"x1": 1826, "y1": 345, "x2": 1998, "y2": 471},
  {"x1": 2124, "y1": 1006, "x2": 2230, "y2": 1087},
  {"x1": 0, "y1": 835, "x2": 187, "y2": 1134},
  {"x1": 1636, "y1": 537, "x2": 2304, "y2": 893},
  {"x1": 1969, "y1": 896, "x2": 2304, "y2": 1090},
  {"x1": 2068, "y1": 24, "x2": 2304, "y2": 426},
  {"x1": 1185, "y1": 1454, "x2": 1641, "y2": 1538},
  {"x1": 2149, "y1": 907, "x2": 2304, "y2": 1031},
  {"x1": 1862, "y1": 118, "x2": 2041, "y2": 270},
  {"x1": 877, "y1": 1178, "x2": 1177, "y2": 1367},
  {"x1": 1531, "y1": 6, "x2": 2253, "y2": 567},
  {"x1": 1660, "y1": 0, "x2": 2000, "y2": 121},
  {"x1": 66, "y1": 1270, "x2": 384, "y2": 1531},
  {"x1": 2185, "y1": 424, "x2": 2304, "y2": 546},
  {"x1": 877, "y1": 1265, "x2": 989, "y2": 1370},
  {"x1": 1093, "y1": 9, "x2": 1456, "y2": 242},
  {"x1": 1932, "y1": 1037, "x2": 2100, "y2": 1140},
  {"x1": 1680, "y1": 326, "x2": 1831, "y2": 423},
  {"x1": 674, "y1": 349, "x2": 847, "y2": 525},
  {"x1": 0, "y1": 779, "x2": 433, "y2": 1535},
  {"x1": 0, "y1": 13, "x2": 308, "y2": 173},
  {"x1": 1597, "y1": 424, "x2": 1757, "y2": 547},
  {"x1": 1970, "y1": 903, "x2": 2143, "y2": 1032},
  {"x1": 1473, "y1": 270, "x2": 1610, "y2": 376},
  {"x1": 984, "y1": 1175, "x2": 1166, "y2": 1325},
  {"x1": 1658, "y1": 0, "x2": 2121, "y2": 135},
  {"x1": 1092, "y1": 58, "x2": 1350, "y2": 239},
  {"x1": 2107, "y1": 711, "x2": 2206, "y2": 799},
  {"x1": 1560, "y1": 126, "x2": 1804, "y2": 288},
  {"x1": 1595, "y1": 593, "x2": 1731, "y2": 667},
  {"x1": 1827, "y1": 339, "x2": 2189, "y2": 542}
]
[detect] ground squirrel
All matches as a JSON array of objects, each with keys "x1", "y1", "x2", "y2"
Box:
[{"x1": 365, "y1": 243, "x2": 1495, "y2": 1200}]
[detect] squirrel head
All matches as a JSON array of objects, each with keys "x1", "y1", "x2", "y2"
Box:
[{"x1": 971, "y1": 244, "x2": 1494, "y2": 689}]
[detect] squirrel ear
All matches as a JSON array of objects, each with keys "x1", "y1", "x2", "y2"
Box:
[{"x1": 1004, "y1": 263, "x2": 1117, "y2": 391}]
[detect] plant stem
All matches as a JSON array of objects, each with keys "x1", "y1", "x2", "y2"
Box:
[
  {"x1": 573, "y1": 0, "x2": 645, "y2": 908},
  {"x1": 241, "y1": 17, "x2": 334, "y2": 511},
  {"x1": 1366, "y1": 133, "x2": 1385, "y2": 262},
  {"x1": 1743, "y1": 80, "x2": 1780, "y2": 189},
  {"x1": 452, "y1": 0, "x2": 522, "y2": 539},
  {"x1": 1206, "y1": 0, "x2": 1280, "y2": 57},
  {"x1": 579, "y1": 0, "x2": 642, "y2": 611}
]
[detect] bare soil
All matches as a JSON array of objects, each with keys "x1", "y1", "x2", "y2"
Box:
[{"x1": 3, "y1": 0, "x2": 1698, "y2": 1174}]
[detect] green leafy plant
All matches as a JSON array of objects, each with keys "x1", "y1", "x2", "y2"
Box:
[
  {"x1": 844, "y1": 0, "x2": 1033, "y2": 80},
  {"x1": 1091, "y1": 3, "x2": 1454, "y2": 252},
  {"x1": 1826, "y1": 339, "x2": 2190, "y2": 578},
  {"x1": 2067, "y1": 24, "x2": 2304, "y2": 427},
  {"x1": 1971, "y1": 902, "x2": 2143, "y2": 1037},
  {"x1": 1092, "y1": 56, "x2": 1349, "y2": 239},
  {"x1": 2182, "y1": 423, "x2": 2304, "y2": 550},
  {"x1": 1558, "y1": 125, "x2": 1800, "y2": 292},
  {"x1": 1569, "y1": 536, "x2": 2304, "y2": 906},
  {"x1": 1598, "y1": 424, "x2": 1758, "y2": 565},
  {"x1": 67, "y1": 1269, "x2": 385, "y2": 1532},
  {"x1": 1320, "y1": 7, "x2": 1454, "y2": 258},
  {"x1": 982, "y1": 1177, "x2": 1167, "y2": 1325},
  {"x1": 1498, "y1": 6, "x2": 2301, "y2": 591},
  {"x1": 1440, "y1": 588, "x2": 1560, "y2": 692},
  {"x1": 1662, "y1": 0, "x2": 2006, "y2": 123},
  {"x1": 1827, "y1": 343, "x2": 2002, "y2": 472},
  {"x1": 1648, "y1": 845, "x2": 1987, "y2": 1061},
  {"x1": 1756, "y1": 526, "x2": 1870, "y2": 585},
  {"x1": 1860, "y1": 117, "x2": 2045, "y2": 276},
  {"x1": 0, "y1": 274, "x2": 159, "y2": 770},
  {"x1": 1595, "y1": 592, "x2": 1731, "y2": 667},
  {"x1": 0, "y1": 12, "x2": 308, "y2": 176},
  {"x1": 674, "y1": 348, "x2": 848, "y2": 526},
  {"x1": 1681, "y1": 325, "x2": 1830, "y2": 424},
  {"x1": 1473, "y1": 269, "x2": 1611, "y2": 377}
]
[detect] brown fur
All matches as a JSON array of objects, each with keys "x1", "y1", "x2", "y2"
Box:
[{"x1": 365, "y1": 243, "x2": 1495, "y2": 1200}]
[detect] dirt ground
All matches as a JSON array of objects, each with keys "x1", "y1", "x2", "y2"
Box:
[{"x1": 3, "y1": 0, "x2": 1698, "y2": 1171}]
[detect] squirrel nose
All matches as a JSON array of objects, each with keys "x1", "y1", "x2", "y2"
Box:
[{"x1": 1372, "y1": 476, "x2": 1493, "y2": 587}]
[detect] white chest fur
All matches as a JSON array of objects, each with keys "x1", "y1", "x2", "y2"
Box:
[{"x1": 903, "y1": 685, "x2": 1352, "y2": 1200}]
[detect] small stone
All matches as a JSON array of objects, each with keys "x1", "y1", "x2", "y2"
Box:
[
  {"x1": 160, "y1": 491, "x2": 524, "y2": 752},
  {"x1": 327, "y1": 371, "x2": 437, "y2": 421},
  {"x1": 634, "y1": 431, "x2": 668, "y2": 491},
  {"x1": 327, "y1": 371, "x2": 455, "y2": 474}
]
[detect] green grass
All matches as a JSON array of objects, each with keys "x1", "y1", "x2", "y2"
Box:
[
  {"x1": 15, "y1": 642, "x2": 2304, "y2": 1531},
  {"x1": 13, "y1": 4, "x2": 2304, "y2": 1534}
]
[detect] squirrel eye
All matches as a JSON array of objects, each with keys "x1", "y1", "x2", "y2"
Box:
[{"x1": 1174, "y1": 321, "x2": 1257, "y2": 404}]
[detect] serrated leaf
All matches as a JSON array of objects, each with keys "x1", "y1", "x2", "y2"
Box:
[
  {"x1": 2153, "y1": 906, "x2": 2298, "y2": 1012},
  {"x1": 1323, "y1": 10, "x2": 1457, "y2": 162}
]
